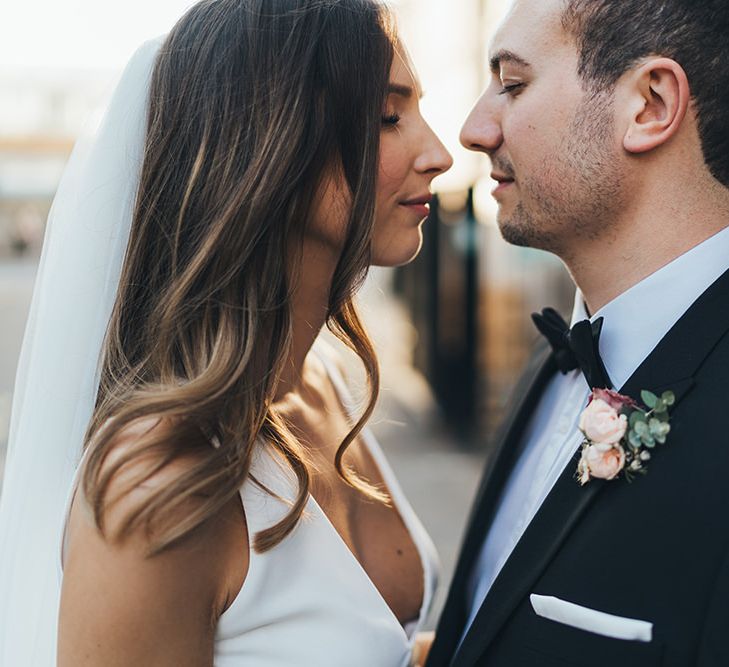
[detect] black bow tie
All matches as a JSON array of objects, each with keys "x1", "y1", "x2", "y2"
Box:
[{"x1": 532, "y1": 307, "x2": 612, "y2": 389}]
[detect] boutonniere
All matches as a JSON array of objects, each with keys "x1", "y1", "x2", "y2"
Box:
[{"x1": 576, "y1": 387, "x2": 675, "y2": 486}]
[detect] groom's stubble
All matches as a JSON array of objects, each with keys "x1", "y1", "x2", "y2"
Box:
[{"x1": 497, "y1": 87, "x2": 626, "y2": 256}]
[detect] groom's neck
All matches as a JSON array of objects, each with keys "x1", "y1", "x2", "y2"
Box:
[{"x1": 562, "y1": 178, "x2": 729, "y2": 314}]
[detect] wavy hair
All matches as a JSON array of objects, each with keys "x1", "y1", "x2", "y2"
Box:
[{"x1": 81, "y1": 0, "x2": 396, "y2": 555}]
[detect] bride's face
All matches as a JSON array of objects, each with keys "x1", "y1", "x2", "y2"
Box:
[
  {"x1": 311, "y1": 47, "x2": 452, "y2": 268},
  {"x1": 371, "y1": 48, "x2": 453, "y2": 266}
]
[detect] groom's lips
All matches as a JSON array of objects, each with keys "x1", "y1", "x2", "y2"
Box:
[{"x1": 491, "y1": 172, "x2": 516, "y2": 196}]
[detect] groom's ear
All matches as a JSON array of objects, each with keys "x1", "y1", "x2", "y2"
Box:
[{"x1": 621, "y1": 57, "x2": 690, "y2": 154}]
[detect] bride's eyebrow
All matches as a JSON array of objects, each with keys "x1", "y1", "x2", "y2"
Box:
[
  {"x1": 387, "y1": 83, "x2": 425, "y2": 100},
  {"x1": 489, "y1": 49, "x2": 532, "y2": 73}
]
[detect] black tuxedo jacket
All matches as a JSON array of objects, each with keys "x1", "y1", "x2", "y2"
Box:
[{"x1": 427, "y1": 267, "x2": 729, "y2": 667}]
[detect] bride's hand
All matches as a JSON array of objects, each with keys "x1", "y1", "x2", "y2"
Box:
[{"x1": 410, "y1": 631, "x2": 435, "y2": 667}]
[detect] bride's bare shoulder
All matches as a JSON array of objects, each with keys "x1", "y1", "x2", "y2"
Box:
[
  {"x1": 85, "y1": 416, "x2": 204, "y2": 526},
  {"x1": 59, "y1": 416, "x2": 248, "y2": 666}
]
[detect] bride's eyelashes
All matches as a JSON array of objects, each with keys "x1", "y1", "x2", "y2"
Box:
[{"x1": 381, "y1": 112, "x2": 401, "y2": 127}]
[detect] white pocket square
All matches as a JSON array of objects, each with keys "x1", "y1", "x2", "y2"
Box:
[{"x1": 530, "y1": 594, "x2": 653, "y2": 643}]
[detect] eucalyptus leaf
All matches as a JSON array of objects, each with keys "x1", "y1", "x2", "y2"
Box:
[
  {"x1": 662, "y1": 391, "x2": 676, "y2": 407},
  {"x1": 634, "y1": 421, "x2": 649, "y2": 437},
  {"x1": 629, "y1": 430, "x2": 643, "y2": 450},
  {"x1": 653, "y1": 399, "x2": 667, "y2": 414},
  {"x1": 648, "y1": 418, "x2": 667, "y2": 436},
  {"x1": 641, "y1": 390, "x2": 658, "y2": 409},
  {"x1": 655, "y1": 422, "x2": 671, "y2": 444},
  {"x1": 649, "y1": 421, "x2": 669, "y2": 445},
  {"x1": 629, "y1": 411, "x2": 647, "y2": 428}
]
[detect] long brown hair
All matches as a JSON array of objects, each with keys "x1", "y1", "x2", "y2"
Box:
[{"x1": 82, "y1": 0, "x2": 396, "y2": 555}]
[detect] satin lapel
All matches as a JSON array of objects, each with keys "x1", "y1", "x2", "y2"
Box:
[
  {"x1": 453, "y1": 266, "x2": 729, "y2": 667},
  {"x1": 456, "y1": 343, "x2": 555, "y2": 582},
  {"x1": 427, "y1": 343, "x2": 556, "y2": 666}
]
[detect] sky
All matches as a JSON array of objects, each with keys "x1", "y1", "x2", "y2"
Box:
[{"x1": 2, "y1": 1, "x2": 198, "y2": 70}]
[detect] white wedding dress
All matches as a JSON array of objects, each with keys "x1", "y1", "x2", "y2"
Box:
[{"x1": 60, "y1": 346, "x2": 439, "y2": 667}]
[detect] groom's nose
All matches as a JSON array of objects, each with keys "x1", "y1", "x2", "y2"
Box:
[{"x1": 460, "y1": 91, "x2": 504, "y2": 154}]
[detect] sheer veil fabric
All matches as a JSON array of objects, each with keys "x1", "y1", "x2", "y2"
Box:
[{"x1": 0, "y1": 38, "x2": 163, "y2": 665}]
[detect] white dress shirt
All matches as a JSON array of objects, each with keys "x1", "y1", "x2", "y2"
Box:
[{"x1": 462, "y1": 225, "x2": 729, "y2": 640}]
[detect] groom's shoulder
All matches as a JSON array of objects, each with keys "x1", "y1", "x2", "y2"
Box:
[
  {"x1": 661, "y1": 324, "x2": 729, "y2": 475},
  {"x1": 681, "y1": 316, "x2": 729, "y2": 399}
]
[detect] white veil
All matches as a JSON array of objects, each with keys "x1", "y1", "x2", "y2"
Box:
[{"x1": 0, "y1": 37, "x2": 163, "y2": 665}]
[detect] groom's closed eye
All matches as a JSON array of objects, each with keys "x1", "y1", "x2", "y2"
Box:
[
  {"x1": 489, "y1": 49, "x2": 531, "y2": 97},
  {"x1": 498, "y1": 83, "x2": 525, "y2": 97}
]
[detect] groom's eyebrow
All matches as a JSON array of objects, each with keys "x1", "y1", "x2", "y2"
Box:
[{"x1": 489, "y1": 49, "x2": 532, "y2": 73}]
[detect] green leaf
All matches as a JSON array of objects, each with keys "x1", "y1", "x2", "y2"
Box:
[
  {"x1": 629, "y1": 411, "x2": 647, "y2": 429},
  {"x1": 654, "y1": 410, "x2": 670, "y2": 423},
  {"x1": 655, "y1": 422, "x2": 670, "y2": 444},
  {"x1": 649, "y1": 418, "x2": 670, "y2": 439},
  {"x1": 642, "y1": 432, "x2": 656, "y2": 448},
  {"x1": 653, "y1": 399, "x2": 667, "y2": 414},
  {"x1": 628, "y1": 430, "x2": 643, "y2": 450},
  {"x1": 634, "y1": 421, "x2": 649, "y2": 437},
  {"x1": 648, "y1": 417, "x2": 671, "y2": 437},
  {"x1": 662, "y1": 391, "x2": 676, "y2": 407},
  {"x1": 641, "y1": 390, "x2": 658, "y2": 409}
]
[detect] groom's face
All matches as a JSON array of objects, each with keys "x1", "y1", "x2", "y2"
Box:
[{"x1": 461, "y1": 0, "x2": 625, "y2": 255}]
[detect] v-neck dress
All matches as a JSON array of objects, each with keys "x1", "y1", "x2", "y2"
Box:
[
  {"x1": 59, "y1": 347, "x2": 439, "y2": 667},
  {"x1": 214, "y1": 350, "x2": 439, "y2": 666}
]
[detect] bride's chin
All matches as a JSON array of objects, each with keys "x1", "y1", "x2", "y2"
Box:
[{"x1": 371, "y1": 233, "x2": 424, "y2": 268}]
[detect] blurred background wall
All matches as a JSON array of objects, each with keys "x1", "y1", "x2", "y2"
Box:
[
  {"x1": 394, "y1": 0, "x2": 574, "y2": 442},
  {"x1": 0, "y1": 0, "x2": 575, "y2": 623}
]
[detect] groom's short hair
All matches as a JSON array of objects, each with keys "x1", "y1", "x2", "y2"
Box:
[{"x1": 562, "y1": 0, "x2": 729, "y2": 189}]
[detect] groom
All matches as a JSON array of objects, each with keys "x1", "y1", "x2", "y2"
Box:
[{"x1": 427, "y1": 1, "x2": 729, "y2": 665}]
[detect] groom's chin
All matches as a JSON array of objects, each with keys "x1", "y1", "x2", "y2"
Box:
[
  {"x1": 494, "y1": 194, "x2": 565, "y2": 251},
  {"x1": 497, "y1": 208, "x2": 538, "y2": 249},
  {"x1": 499, "y1": 224, "x2": 534, "y2": 249}
]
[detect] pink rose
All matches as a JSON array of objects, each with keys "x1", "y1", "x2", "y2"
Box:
[
  {"x1": 579, "y1": 443, "x2": 626, "y2": 485},
  {"x1": 579, "y1": 398, "x2": 628, "y2": 444},
  {"x1": 590, "y1": 388, "x2": 638, "y2": 411}
]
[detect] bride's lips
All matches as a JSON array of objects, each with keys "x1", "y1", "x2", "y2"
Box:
[
  {"x1": 491, "y1": 172, "x2": 516, "y2": 196},
  {"x1": 399, "y1": 193, "x2": 433, "y2": 219}
]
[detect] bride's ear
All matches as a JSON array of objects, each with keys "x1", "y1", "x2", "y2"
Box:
[{"x1": 621, "y1": 57, "x2": 690, "y2": 154}]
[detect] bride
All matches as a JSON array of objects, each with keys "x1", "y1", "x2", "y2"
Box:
[{"x1": 0, "y1": 0, "x2": 452, "y2": 665}]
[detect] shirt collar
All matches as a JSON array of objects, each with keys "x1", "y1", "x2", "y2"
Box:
[{"x1": 570, "y1": 225, "x2": 729, "y2": 390}]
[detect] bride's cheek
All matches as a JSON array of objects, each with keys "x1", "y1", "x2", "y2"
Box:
[{"x1": 378, "y1": 135, "x2": 409, "y2": 195}]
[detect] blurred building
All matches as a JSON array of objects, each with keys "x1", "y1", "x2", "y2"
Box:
[{"x1": 0, "y1": 67, "x2": 112, "y2": 256}]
